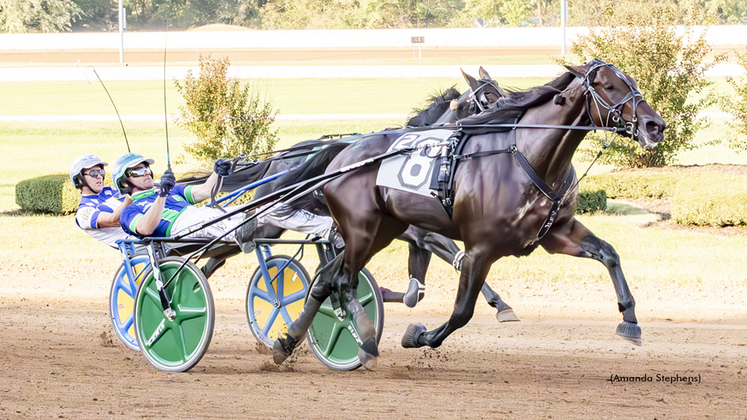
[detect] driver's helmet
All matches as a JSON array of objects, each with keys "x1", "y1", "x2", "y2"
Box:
[
  {"x1": 112, "y1": 153, "x2": 155, "y2": 194},
  {"x1": 69, "y1": 154, "x2": 108, "y2": 189}
]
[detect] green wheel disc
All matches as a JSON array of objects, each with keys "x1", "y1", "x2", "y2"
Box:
[
  {"x1": 134, "y1": 257, "x2": 214, "y2": 372},
  {"x1": 306, "y1": 268, "x2": 383, "y2": 371}
]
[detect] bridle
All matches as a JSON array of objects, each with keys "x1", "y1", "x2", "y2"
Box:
[
  {"x1": 468, "y1": 78, "x2": 505, "y2": 114},
  {"x1": 576, "y1": 62, "x2": 646, "y2": 138}
]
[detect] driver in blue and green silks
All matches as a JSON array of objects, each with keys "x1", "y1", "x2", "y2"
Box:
[{"x1": 114, "y1": 153, "x2": 341, "y2": 252}]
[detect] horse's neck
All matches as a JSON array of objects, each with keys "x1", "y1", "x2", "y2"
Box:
[
  {"x1": 434, "y1": 109, "x2": 457, "y2": 125},
  {"x1": 516, "y1": 91, "x2": 590, "y2": 187}
]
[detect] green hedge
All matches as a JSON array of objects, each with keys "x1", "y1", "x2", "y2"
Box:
[
  {"x1": 576, "y1": 189, "x2": 607, "y2": 214},
  {"x1": 581, "y1": 171, "x2": 678, "y2": 199},
  {"x1": 671, "y1": 174, "x2": 747, "y2": 226},
  {"x1": 15, "y1": 174, "x2": 79, "y2": 215},
  {"x1": 582, "y1": 166, "x2": 747, "y2": 226}
]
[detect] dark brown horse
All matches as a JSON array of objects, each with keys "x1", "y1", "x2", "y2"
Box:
[
  {"x1": 271, "y1": 60, "x2": 666, "y2": 369},
  {"x1": 181, "y1": 69, "x2": 519, "y2": 318}
]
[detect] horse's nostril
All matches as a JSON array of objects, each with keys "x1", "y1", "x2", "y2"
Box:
[{"x1": 645, "y1": 119, "x2": 666, "y2": 141}]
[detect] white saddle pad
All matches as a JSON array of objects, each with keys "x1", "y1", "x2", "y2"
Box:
[{"x1": 375, "y1": 129, "x2": 454, "y2": 197}]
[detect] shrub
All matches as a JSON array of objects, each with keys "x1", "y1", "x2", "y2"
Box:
[
  {"x1": 175, "y1": 55, "x2": 279, "y2": 163},
  {"x1": 576, "y1": 189, "x2": 607, "y2": 214},
  {"x1": 15, "y1": 174, "x2": 79, "y2": 215},
  {"x1": 581, "y1": 166, "x2": 747, "y2": 226},
  {"x1": 671, "y1": 175, "x2": 747, "y2": 226},
  {"x1": 581, "y1": 171, "x2": 678, "y2": 199},
  {"x1": 571, "y1": 1, "x2": 725, "y2": 168}
]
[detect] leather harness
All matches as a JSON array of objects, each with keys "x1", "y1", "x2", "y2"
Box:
[{"x1": 429, "y1": 124, "x2": 575, "y2": 242}]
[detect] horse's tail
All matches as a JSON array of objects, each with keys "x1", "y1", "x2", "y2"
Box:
[
  {"x1": 176, "y1": 160, "x2": 272, "y2": 191},
  {"x1": 274, "y1": 141, "x2": 351, "y2": 216}
]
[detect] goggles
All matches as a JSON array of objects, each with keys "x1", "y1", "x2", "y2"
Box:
[
  {"x1": 84, "y1": 169, "x2": 106, "y2": 178},
  {"x1": 126, "y1": 166, "x2": 152, "y2": 178}
]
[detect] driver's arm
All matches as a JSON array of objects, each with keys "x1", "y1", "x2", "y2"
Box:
[
  {"x1": 96, "y1": 196, "x2": 133, "y2": 228},
  {"x1": 134, "y1": 196, "x2": 166, "y2": 236},
  {"x1": 188, "y1": 172, "x2": 220, "y2": 203}
]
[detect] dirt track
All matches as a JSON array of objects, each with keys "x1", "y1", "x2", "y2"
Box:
[{"x1": 1, "y1": 274, "x2": 746, "y2": 419}]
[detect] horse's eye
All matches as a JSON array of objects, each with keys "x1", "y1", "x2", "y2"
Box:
[{"x1": 603, "y1": 84, "x2": 614, "y2": 91}]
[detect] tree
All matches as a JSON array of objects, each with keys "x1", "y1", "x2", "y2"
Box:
[
  {"x1": 571, "y1": 1, "x2": 724, "y2": 167},
  {"x1": 175, "y1": 55, "x2": 279, "y2": 162},
  {"x1": 718, "y1": 49, "x2": 747, "y2": 152},
  {"x1": 0, "y1": 0, "x2": 80, "y2": 33},
  {"x1": 705, "y1": 0, "x2": 746, "y2": 24},
  {"x1": 500, "y1": 0, "x2": 531, "y2": 26}
]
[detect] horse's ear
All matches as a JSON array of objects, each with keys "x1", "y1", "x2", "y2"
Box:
[
  {"x1": 478, "y1": 66, "x2": 491, "y2": 80},
  {"x1": 564, "y1": 64, "x2": 586, "y2": 78},
  {"x1": 461, "y1": 69, "x2": 479, "y2": 90}
]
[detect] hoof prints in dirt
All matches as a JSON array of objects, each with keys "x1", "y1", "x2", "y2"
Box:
[{"x1": 99, "y1": 330, "x2": 115, "y2": 348}]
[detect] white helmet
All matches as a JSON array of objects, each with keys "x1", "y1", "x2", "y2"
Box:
[{"x1": 70, "y1": 154, "x2": 108, "y2": 189}]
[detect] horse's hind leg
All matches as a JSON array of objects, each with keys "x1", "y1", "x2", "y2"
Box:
[
  {"x1": 421, "y1": 230, "x2": 519, "y2": 322},
  {"x1": 378, "y1": 241, "x2": 430, "y2": 307},
  {"x1": 340, "y1": 214, "x2": 408, "y2": 369},
  {"x1": 540, "y1": 218, "x2": 641, "y2": 345},
  {"x1": 402, "y1": 249, "x2": 495, "y2": 349},
  {"x1": 272, "y1": 253, "x2": 340, "y2": 365}
]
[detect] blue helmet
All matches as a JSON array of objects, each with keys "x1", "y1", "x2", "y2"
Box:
[
  {"x1": 112, "y1": 153, "x2": 155, "y2": 194},
  {"x1": 70, "y1": 154, "x2": 107, "y2": 189}
]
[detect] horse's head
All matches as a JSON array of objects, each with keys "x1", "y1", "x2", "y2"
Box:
[
  {"x1": 459, "y1": 67, "x2": 506, "y2": 116},
  {"x1": 566, "y1": 60, "x2": 666, "y2": 150}
]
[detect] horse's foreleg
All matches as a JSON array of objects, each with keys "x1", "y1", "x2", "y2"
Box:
[
  {"x1": 401, "y1": 251, "x2": 493, "y2": 349},
  {"x1": 540, "y1": 218, "x2": 641, "y2": 345}
]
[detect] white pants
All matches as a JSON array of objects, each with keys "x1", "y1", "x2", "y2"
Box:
[
  {"x1": 260, "y1": 205, "x2": 335, "y2": 240},
  {"x1": 170, "y1": 205, "x2": 340, "y2": 246},
  {"x1": 170, "y1": 206, "x2": 245, "y2": 243}
]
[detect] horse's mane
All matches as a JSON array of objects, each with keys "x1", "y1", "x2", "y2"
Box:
[
  {"x1": 406, "y1": 86, "x2": 462, "y2": 127},
  {"x1": 457, "y1": 71, "x2": 577, "y2": 134}
]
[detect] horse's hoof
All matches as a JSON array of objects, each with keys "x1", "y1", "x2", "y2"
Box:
[
  {"x1": 360, "y1": 336, "x2": 379, "y2": 357},
  {"x1": 616, "y1": 321, "x2": 643, "y2": 346},
  {"x1": 401, "y1": 323, "x2": 427, "y2": 348},
  {"x1": 402, "y1": 278, "x2": 422, "y2": 308},
  {"x1": 496, "y1": 308, "x2": 521, "y2": 323},
  {"x1": 272, "y1": 337, "x2": 292, "y2": 364},
  {"x1": 358, "y1": 347, "x2": 378, "y2": 371}
]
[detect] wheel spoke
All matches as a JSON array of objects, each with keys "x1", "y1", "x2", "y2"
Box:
[
  {"x1": 322, "y1": 322, "x2": 344, "y2": 358},
  {"x1": 317, "y1": 302, "x2": 338, "y2": 319},
  {"x1": 280, "y1": 290, "x2": 306, "y2": 306},
  {"x1": 250, "y1": 288, "x2": 271, "y2": 303},
  {"x1": 176, "y1": 305, "x2": 207, "y2": 321},
  {"x1": 358, "y1": 291, "x2": 374, "y2": 306},
  {"x1": 143, "y1": 286, "x2": 161, "y2": 307},
  {"x1": 280, "y1": 303, "x2": 303, "y2": 325},
  {"x1": 173, "y1": 325, "x2": 188, "y2": 362},
  {"x1": 275, "y1": 269, "x2": 284, "y2": 299},
  {"x1": 122, "y1": 312, "x2": 134, "y2": 331},
  {"x1": 169, "y1": 271, "x2": 183, "y2": 306},
  {"x1": 261, "y1": 308, "x2": 280, "y2": 335},
  {"x1": 143, "y1": 319, "x2": 169, "y2": 348}
]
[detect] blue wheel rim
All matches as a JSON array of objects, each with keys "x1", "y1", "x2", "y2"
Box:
[
  {"x1": 109, "y1": 255, "x2": 150, "y2": 351},
  {"x1": 247, "y1": 257, "x2": 309, "y2": 347}
]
